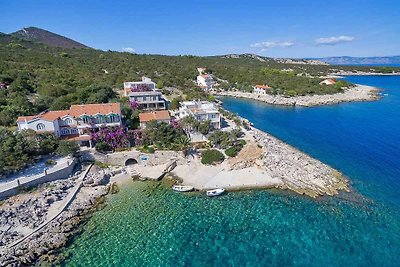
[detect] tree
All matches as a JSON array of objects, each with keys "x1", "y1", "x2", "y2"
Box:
[
  {"x1": 56, "y1": 140, "x2": 79, "y2": 156},
  {"x1": 201, "y1": 149, "x2": 225, "y2": 165}
]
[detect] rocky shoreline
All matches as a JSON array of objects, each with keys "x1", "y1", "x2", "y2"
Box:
[
  {"x1": 216, "y1": 84, "x2": 380, "y2": 107},
  {"x1": 251, "y1": 127, "x2": 349, "y2": 197},
  {"x1": 0, "y1": 164, "x2": 121, "y2": 266}
]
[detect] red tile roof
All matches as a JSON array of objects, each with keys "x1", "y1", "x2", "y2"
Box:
[
  {"x1": 139, "y1": 110, "x2": 170, "y2": 123},
  {"x1": 17, "y1": 103, "x2": 121, "y2": 123},
  {"x1": 255, "y1": 85, "x2": 271, "y2": 89}
]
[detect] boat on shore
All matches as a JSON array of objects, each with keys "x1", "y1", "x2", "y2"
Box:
[
  {"x1": 172, "y1": 185, "x2": 194, "y2": 192},
  {"x1": 206, "y1": 188, "x2": 225, "y2": 197}
]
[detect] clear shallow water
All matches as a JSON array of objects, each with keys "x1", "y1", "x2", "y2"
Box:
[{"x1": 61, "y1": 76, "x2": 400, "y2": 266}]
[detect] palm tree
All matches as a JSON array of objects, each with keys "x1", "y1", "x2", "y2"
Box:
[{"x1": 175, "y1": 135, "x2": 191, "y2": 156}]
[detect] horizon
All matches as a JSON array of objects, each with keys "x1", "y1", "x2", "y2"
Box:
[{"x1": 2, "y1": 0, "x2": 400, "y2": 58}]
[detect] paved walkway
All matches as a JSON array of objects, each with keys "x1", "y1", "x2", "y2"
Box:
[
  {"x1": 4, "y1": 164, "x2": 93, "y2": 249},
  {"x1": 0, "y1": 157, "x2": 73, "y2": 194}
]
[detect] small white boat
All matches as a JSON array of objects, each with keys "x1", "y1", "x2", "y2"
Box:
[
  {"x1": 206, "y1": 188, "x2": 225, "y2": 197},
  {"x1": 172, "y1": 185, "x2": 194, "y2": 192}
]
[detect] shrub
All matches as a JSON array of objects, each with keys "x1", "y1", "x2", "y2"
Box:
[
  {"x1": 225, "y1": 146, "x2": 240, "y2": 157},
  {"x1": 201, "y1": 149, "x2": 225, "y2": 165},
  {"x1": 45, "y1": 159, "x2": 57, "y2": 166},
  {"x1": 95, "y1": 141, "x2": 112, "y2": 153},
  {"x1": 56, "y1": 140, "x2": 79, "y2": 156}
]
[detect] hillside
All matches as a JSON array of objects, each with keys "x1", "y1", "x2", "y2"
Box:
[
  {"x1": 311, "y1": 56, "x2": 400, "y2": 65},
  {"x1": 1, "y1": 29, "x2": 400, "y2": 127},
  {"x1": 10, "y1": 27, "x2": 89, "y2": 49}
]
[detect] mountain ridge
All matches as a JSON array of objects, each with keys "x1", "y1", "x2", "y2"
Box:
[{"x1": 9, "y1": 27, "x2": 89, "y2": 49}]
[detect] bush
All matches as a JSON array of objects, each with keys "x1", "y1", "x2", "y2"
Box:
[
  {"x1": 56, "y1": 140, "x2": 79, "y2": 156},
  {"x1": 225, "y1": 146, "x2": 240, "y2": 157},
  {"x1": 201, "y1": 149, "x2": 225, "y2": 165},
  {"x1": 95, "y1": 141, "x2": 112, "y2": 153},
  {"x1": 45, "y1": 159, "x2": 57, "y2": 166}
]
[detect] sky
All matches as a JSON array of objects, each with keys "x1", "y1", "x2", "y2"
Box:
[{"x1": 2, "y1": 0, "x2": 400, "y2": 58}]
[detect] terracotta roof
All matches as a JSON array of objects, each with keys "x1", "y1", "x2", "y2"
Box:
[
  {"x1": 69, "y1": 103, "x2": 121, "y2": 116},
  {"x1": 255, "y1": 85, "x2": 271, "y2": 89},
  {"x1": 17, "y1": 103, "x2": 121, "y2": 123},
  {"x1": 139, "y1": 110, "x2": 170, "y2": 123}
]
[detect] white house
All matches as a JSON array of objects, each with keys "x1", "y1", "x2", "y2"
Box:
[
  {"x1": 124, "y1": 77, "x2": 156, "y2": 96},
  {"x1": 139, "y1": 110, "x2": 171, "y2": 129},
  {"x1": 319, "y1": 79, "x2": 336, "y2": 85},
  {"x1": 253, "y1": 85, "x2": 272, "y2": 95},
  {"x1": 196, "y1": 74, "x2": 215, "y2": 91},
  {"x1": 178, "y1": 101, "x2": 221, "y2": 130},
  {"x1": 17, "y1": 103, "x2": 122, "y2": 147},
  {"x1": 129, "y1": 90, "x2": 166, "y2": 110}
]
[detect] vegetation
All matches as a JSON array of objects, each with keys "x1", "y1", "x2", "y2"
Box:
[
  {"x1": 225, "y1": 140, "x2": 246, "y2": 157},
  {"x1": 95, "y1": 141, "x2": 113, "y2": 153},
  {"x1": 139, "y1": 121, "x2": 189, "y2": 151},
  {"x1": 201, "y1": 149, "x2": 225, "y2": 165},
  {"x1": 56, "y1": 140, "x2": 79, "y2": 156},
  {"x1": 208, "y1": 128, "x2": 244, "y2": 149},
  {"x1": 0, "y1": 128, "x2": 61, "y2": 178}
]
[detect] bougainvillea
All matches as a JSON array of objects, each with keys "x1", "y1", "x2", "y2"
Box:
[
  {"x1": 130, "y1": 84, "x2": 150, "y2": 92},
  {"x1": 171, "y1": 119, "x2": 181, "y2": 129},
  {"x1": 89, "y1": 126, "x2": 129, "y2": 149},
  {"x1": 128, "y1": 100, "x2": 140, "y2": 110}
]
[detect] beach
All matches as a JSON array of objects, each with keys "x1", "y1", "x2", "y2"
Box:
[{"x1": 216, "y1": 84, "x2": 380, "y2": 107}]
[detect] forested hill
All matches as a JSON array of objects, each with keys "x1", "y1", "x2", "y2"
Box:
[
  {"x1": 10, "y1": 27, "x2": 89, "y2": 49},
  {"x1": 1, "y1": 30, "x2": 400, "y2": 127}
]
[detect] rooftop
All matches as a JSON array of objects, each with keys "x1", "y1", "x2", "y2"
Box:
[
  {"x1": 255, "y1": 85, "x2": 272, "y2": 89},
  {"x1": 139, "y1": 110, "x2": 171, "y2": 122},
  {"x1": 17, "y1": 103, "x2": 121, "y2": 123}
]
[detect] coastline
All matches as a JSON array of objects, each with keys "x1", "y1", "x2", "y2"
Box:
[
  {"x1": 170, "y1": 122, "x2": 349, "y2": 198},
  {"x1": 215, "y1": 84, "x2": 381, "y2": 107}
]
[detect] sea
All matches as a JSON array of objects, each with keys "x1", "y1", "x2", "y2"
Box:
[{"x1": 60, "y1": 76, "x2": 400, "y2": 267}]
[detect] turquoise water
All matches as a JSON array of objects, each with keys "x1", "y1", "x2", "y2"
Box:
[{"x1": 61, "y1": 76, "x2": 400, "y2": 266}]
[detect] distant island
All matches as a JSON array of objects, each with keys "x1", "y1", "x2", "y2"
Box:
[{"x1": 308, "y1": 55, "x2": 400, "y2": 65}]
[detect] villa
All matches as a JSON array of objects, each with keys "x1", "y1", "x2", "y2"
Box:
[
  {"x1": 129, "y1": 90, "x2": 166, "y2": 110},
  {"x1": 139, "y1": 110, "x2": 171, "y2": 129},
  {"x1": 16, "y1": 103, "x2": 122, "y2": 147},
  {"x1": 124, "y1": 76, "x2": 156, "y2": 96},
  {"x1": 253, "y1": 85, "x2": 272, "y2": 95},
  {"x1": 178, "y1": 101, "x2": 221, "y2": 129},
  {"x1": 320, "y1": 79, "x2": 336, "y2": 85},
  {"x1": 196, "y1": 74, "x2": 215, "y2": 91}
]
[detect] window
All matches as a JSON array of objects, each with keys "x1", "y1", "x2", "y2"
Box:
[
  {"x1": 71, "y1": 128, "x2": 78, "y2": 134},
  {"x1": 82, "y1": 116, "x2": 89, "y2": 124},
  {"x1": 36, "y1": 123, "x2": 45, "y2": 131},
  {"x1": 61, "y1": 128, "x2": 70, "y2": 135},
  {"x1": 64, "y1": 118, "x2": 73, "y2": 125}
]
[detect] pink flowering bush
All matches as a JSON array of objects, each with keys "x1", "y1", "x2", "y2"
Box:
[
  {"x1": 130, "y1": 84, "x2": 150, "y2": 92},
  {"x1": 128, "y1": 100, "x2": 140, "y2": 110},
  {"x1": 90, "y1": 126, "x2": 130, "y2": 150}
]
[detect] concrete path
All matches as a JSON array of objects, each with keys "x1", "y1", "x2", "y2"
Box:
[
  {"x1": 5, "y1": 164, "x2": 93, "y2": 249},
  {"x1": 0, "y1": 157, "x2": 73, "y2": 194}
]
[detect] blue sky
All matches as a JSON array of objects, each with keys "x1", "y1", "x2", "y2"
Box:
[{"x1": 2, "y1": 0, "x2": 399, "y2": 58}]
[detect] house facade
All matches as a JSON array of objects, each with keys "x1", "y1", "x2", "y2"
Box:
[
  {"x1": 253, "y1": 85, "x2": 271, "y2": 94},
  {"x1": 196, "y1": 74, "x2": 215, "y2": 91},
  {"x1": 17, "y1": 103, "x2": 122, "y2": 147},
  {"x1": 129, "y1": 90, "x2": 166, "y2": 110},
  {"x1": 124, "y1": 77, "x2": 156, "y2": 96},
  {"x1": 178, "y1": 101, "x2": 221, "y2": 130},
  {"x1": 139, "y1": 110, "x2": 171, "y2": 129}
]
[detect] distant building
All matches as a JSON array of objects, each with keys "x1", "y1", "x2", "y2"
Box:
[
  {"x1": 253, "y1": 85, "x2": 272, "y2": 95},
  {"x1": 178, "y1": 101, "x2": 221, "y2": 130},
  {"x1": 129, "y1": 90, "x2": 166, "y2": 110},
  {"x1": 139, "y1": 110, "x2": 171, "y2": 128},
  {"x1": 320, "y1": 79, "x2": 336, "y2": 85},
  {"x1": 197, "y1": 67, "x2": 207, "y2": 74},
  {"x1": 16, "y1": 103, "x2": 122, "y2": 147},
  {"x1": 196, "y1": 74, "x2": 215, "y2": 91},
  {"x1": 124, "y1": 77, "x2": 156, "y2": 96}
]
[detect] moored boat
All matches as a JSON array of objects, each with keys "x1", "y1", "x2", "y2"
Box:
[
  {"x1": 206, "y1": 188, "x2": 225, "y2": 197},
  {"x1": 172, "y1": 185, "x2": 194, "y2": 192}
]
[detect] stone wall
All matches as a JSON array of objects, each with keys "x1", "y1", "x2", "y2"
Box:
[
  {"x1": 87, "y1": 150, "x2": 185, "y2": 166},
  {"x1": 0, "y1": 158, "x2": 77, "y2": 200}
]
